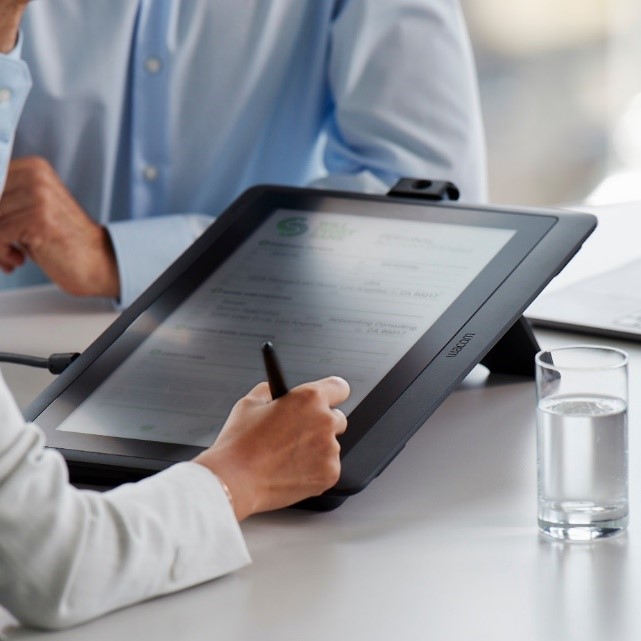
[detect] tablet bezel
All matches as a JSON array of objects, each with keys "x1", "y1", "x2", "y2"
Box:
[{"x1": 25, "y1": 186, "x2": 596, "y2": 502}]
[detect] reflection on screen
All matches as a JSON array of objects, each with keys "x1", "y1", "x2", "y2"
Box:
[{"x1": 58, "y1": 211, "x2": 515, "y2": 446}]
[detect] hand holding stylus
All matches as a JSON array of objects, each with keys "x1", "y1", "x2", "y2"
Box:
[{"x1": 194, "y1": 343, "x2": 349, "y2": 520}]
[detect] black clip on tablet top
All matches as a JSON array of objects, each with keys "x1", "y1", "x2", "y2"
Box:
[{"x1": 386, "y1": 177, "x2": 539, "y2": 378}]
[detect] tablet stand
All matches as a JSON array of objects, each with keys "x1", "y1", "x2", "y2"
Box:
[
  {"x1": 387, "y1": 178, "x2": 540, "y2": 378},
  {"x1": 479, "y1": 316, "x2": 539, "y2": 378}
]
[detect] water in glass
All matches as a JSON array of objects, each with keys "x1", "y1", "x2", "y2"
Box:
[{"x1": 537, "y1": 393, "x2": 628, "y2": 540}]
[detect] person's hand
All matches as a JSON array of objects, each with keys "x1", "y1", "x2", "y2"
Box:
[
  {"x1": 194, "y1": 376, "x2": 350, "y2": 521},
  {"x1": 0, "y1": 1, "x2": 30, "y2": 52},
  {"x1": 0, "y1": 156, "x2": 120, "y2": 297}
]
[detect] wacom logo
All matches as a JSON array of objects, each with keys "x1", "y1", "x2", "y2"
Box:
[
  {"x1": 446, "y1": 333, "x2": 476, "y2": 358},
  {"x1": 277, "y1": 217, "x2": 309, "y2": 237}
]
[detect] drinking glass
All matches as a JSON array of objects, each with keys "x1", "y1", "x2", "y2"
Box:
[{"x1": 535, "y1": 345, "x2": 629, "y2": 541}]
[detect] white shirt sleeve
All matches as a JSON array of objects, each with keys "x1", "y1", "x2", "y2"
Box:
[{"x1": 0, "y1": 372, "x2": 251, "y2": 630}]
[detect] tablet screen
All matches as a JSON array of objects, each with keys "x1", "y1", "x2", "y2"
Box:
[{"x1": 57, "y1": 210, "x2": 515, "y2": 446}]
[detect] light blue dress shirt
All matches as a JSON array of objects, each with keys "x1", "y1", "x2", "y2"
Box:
[{"x1": 0, "y1": 0, "x2": 486, "y2": 307}]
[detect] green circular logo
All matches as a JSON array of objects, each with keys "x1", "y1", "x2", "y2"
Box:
[{"x1": 277, "y1": 216, "x2": 308, "y2": 237}]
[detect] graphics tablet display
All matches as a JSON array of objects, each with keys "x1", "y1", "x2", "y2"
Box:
[{"x1": 26, "y1": 185, "x2": 596, "y2": 508}]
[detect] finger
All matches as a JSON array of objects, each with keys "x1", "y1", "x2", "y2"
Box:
[
  {"x1": 0, "y1": 186, "x2": 39, "y2": 217},
  {"x1": 5, "y1": 244, "x2": 25, "y2": 267},
  {"x1": 332, "y1": 408, "x2": 348, "y2": 435},
  {"x1": 244, "y1": 381, "x2": 273, "y2": 404},
  {"x1": 0, "y1": 209, "x2": 34, "y2": 250},
  {"x1": 3, "y1": 158, "x2": 46, "y2": 195},
  {"x1": 315, "y1": 376, "x2": 350, "y2": 407},
  {"x1": 0, "y1": 259, "x2": 15, "y2": 272},
  {"x1": 1, "y1": 157, "x2": 59, "y2": 217},
  {"x1": 6, "y1": 155, "x2": 53, "y2": 180},
  {"x1": 0, "y1": 240, "x2": 26, "y2": 268}
]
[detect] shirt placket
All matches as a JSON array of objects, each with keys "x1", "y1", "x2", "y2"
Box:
[{"x1": 129, "y1": 0, "x2": 172, "y2": 219}]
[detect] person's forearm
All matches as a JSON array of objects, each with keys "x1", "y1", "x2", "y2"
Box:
[
  {"x1": 0, "y1": 2, "x2": 28, "y2": 53},
  {"x1": 0, "y1": 429, "x2": 250, "y2": 629},
  {"x1": 0, "y1": 371, "x2": 249, "y2": 630}
]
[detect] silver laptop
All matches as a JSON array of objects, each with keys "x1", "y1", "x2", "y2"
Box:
[{"x1": 527, "y1": 258, "x2": 641, "y2": 340}]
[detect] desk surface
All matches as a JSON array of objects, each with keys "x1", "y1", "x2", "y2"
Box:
[{"x1": 2, "y1": 203, "x2": 641, "y2": 641}]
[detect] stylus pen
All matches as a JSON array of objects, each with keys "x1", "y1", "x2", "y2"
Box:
[{"x1": 261, "y1": 341, "x2": 289, "y2": 399}]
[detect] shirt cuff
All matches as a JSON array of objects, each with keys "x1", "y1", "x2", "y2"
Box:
[
  {"x1": 107, "y1": 461, "x2": 252, "y2": 588},
  {"x1": 106, "y1": 214, "x2": 212, "y2": 308}
]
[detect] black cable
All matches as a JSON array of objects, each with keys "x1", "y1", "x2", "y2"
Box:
[{"x1": 0, "y1": 351, "x2": 81, "y2": 374}]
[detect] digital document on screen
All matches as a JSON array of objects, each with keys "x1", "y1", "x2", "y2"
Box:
[{"x1": 57, "y1": 211, "x2": 515, "y2": 446}]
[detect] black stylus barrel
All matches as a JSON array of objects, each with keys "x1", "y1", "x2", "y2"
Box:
[{"x1": 261, "y1": 341, "x2": 289, "y2": 399}]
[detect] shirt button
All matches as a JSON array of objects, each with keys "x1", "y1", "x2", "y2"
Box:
[
  {"x1": 0, "y1": 88, "x2": 12, "y2": 104},
  {"x1": 144, "y1": 56, "x2": 163, "y2": 74},
  {"x1": 143, "y1": 165, "x2": 159, "y2": 182}
]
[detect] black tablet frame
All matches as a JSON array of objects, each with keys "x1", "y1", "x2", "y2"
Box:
[{"x1": 25, "y1": 185, "x2": 596, "y2": 508}]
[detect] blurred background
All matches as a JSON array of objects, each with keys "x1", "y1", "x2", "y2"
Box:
[{"x1": 460, "y1": 0, "x2": 641, "y2": 206}]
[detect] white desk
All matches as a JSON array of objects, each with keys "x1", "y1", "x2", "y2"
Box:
[{"x1": 2, "y1": 203, "x2": 641, "y2": 641}]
